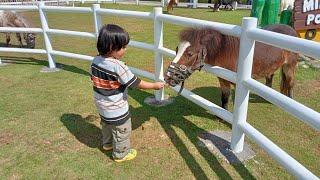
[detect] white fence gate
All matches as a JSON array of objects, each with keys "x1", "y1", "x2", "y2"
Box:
[{"x1": 0, "y1": 3, "x2": 319, "y2": 179}]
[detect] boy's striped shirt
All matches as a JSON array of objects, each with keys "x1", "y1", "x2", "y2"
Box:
[{"x1": 90, "y1": 56, "x2": 141, "y2": 125}]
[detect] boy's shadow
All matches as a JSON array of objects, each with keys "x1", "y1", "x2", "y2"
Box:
[
  {"x1": 60, "y1": 113, "x2": 112, "y2": 157},
  {"x1": 0, "y1": 55, "x2": 89, "y2": 76}
]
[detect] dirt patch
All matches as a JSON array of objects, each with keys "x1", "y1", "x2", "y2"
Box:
[
  {"x1": 0, "y1": 132, "x2": 14, "y2": 147},
  {"x1": 296, "y1": 79, "x2": 320, "y2": 97},
  {"x1": 132, "y1": 119, "x2": 172, "y2": 151},
  {"x1": 8, "y1": 173, "x2": 22, "y2": 180}
]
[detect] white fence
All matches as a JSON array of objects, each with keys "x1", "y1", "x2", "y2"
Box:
[
  {"x1": 0, "y1": 3, "x2": 319, "y2": 179},
  {"x1": 0, "y1": 0, "x2": 67, "y2": 6},
  {"x1": 0, "y1": 0, "x2": 207, "y2": 9}
]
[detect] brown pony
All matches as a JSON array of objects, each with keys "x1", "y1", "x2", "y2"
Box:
[
  {"x1": 164, "y1": 24, "x2": 298, "y2": 110},
  {"x1": 167, "y1": 0, "x2": 178, "y2": 14}
]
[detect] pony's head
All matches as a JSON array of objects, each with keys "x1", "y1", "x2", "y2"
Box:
[
  {"x1": 164, "y1": 28, "x2": 223, "y2": 87},
  {"x1": 24, "y1": 33, "x2": 36, "y2": 49},
  {"x1": 164, "y1": 41, "x2": 207, "y2": 87}
]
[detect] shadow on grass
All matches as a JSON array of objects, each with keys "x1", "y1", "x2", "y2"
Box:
[
  {"x1": 60, "y1": 88, "x2": 255, "y2": 179},
  {"x1": 59, "y1": 86, "x2": 256, "y2": 179},
  {"x1": 189, "y1": 86, "x2": 269, "y2": 108},
  {"x1": 0, "y1": 42, "x2": 28, "y2": 48},
  {"x1": 0, "y1": 55, "x2": 89, "y2": 76},
  {"x1": 60, "y1": 113, "x2": 113, "y2": 158},
  {"x1": 128, "y1": 88, "x2": 256, "y2": 179}
]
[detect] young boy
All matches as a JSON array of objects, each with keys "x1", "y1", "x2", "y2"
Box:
[{"x1": 90, "y1": 24, "x2": 164, "y2": 162}]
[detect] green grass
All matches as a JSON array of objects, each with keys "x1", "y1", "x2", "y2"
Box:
[{"x1": 0, "y1": 3, "x2": 319, "y2": 179}]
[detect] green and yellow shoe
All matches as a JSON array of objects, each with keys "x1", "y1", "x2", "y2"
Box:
[{"x1": 114, "y1": 149, "x2": 137, "y2": 163}]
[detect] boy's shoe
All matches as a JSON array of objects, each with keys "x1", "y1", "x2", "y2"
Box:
[
  {"x1": 114, "y1": 149, "x2": 137, "y2": 163},
  {"x1": 102, "y1": 145, "x2": 113, "y2": 151}
]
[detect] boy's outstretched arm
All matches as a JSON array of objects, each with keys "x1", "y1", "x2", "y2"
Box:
[{"x1": 138, "y1": 80, "x2": 165, "y2": 90}]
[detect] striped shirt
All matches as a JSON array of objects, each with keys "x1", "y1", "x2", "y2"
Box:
[{"x1": 90, "y1": 56, "x2": 141, "y2": 125}]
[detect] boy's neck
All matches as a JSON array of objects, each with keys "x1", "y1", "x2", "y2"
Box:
[{"x1": 101, "y1": 55, "x2": 119, "y2": 60}]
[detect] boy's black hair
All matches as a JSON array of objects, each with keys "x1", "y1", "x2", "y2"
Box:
[{"x1": 97, "y1": 24, "x2": 130, "y2": 56}]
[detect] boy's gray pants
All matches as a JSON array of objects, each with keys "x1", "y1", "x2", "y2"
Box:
[{"x1": 101, "y1": 119, "x2": 131, "y2": 159}]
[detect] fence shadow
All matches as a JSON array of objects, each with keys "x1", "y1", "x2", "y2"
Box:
[
  {"x1": 58, "y1": 87, "x2": 256, "y2": 178},
  {"x1": 0, "y1": 56, "x2": 47, "y2": 66},
  {"x1": 128, "y1": 89, "x2": 256, "y2": 179},
  {"x1": 0, "y1": 55, "x2": 89, "y2": 76}
]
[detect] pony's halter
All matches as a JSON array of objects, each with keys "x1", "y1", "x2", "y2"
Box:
[{"x1": 165, "y1": 53, "x2": 206, "y2": 94}]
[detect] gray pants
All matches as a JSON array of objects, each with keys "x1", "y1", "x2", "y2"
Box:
[{"x1": 101, "y1": 119, "x2": 131, "y2": 159}]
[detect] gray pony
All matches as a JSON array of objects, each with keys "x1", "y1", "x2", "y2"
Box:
[{"x1": 0, "y1": 11, "x2": 36, "y2": 48}]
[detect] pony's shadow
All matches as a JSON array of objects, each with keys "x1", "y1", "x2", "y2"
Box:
[
  {"x1": 60, "y1": 113, "x2": 112, "y2": 157},
  {"x1": 190, "y1": 86, "x2": 268, "y2": 107},
  {"x1": 0, "y1": 55, "x2": 89, "y2": 76},
  {"x1": 128, "y1": 89, "x2": 256, "y2": 179},
  {"x1": 0, "y1": 42, "x2": 28, "y2": 48}
]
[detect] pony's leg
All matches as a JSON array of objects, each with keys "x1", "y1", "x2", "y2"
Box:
[
  {"x1": 218, "y1": 78, "x2": 231, "y2": 109},
  {"x1": 265, "y1": 74, "x2": 274, "y2": 88},
  {"x1": 6, "y1": 33, "x2": 11, "y2": 47},
  {"x1": 280, "y1": 53, "x2": 298, "y2": 98},
  {"x1": 167, "y1": 2, "x2": 173, "y2": 13},
  {"x1": 213, "y1": 0, "x2": 220, "y2": 11},
  {"x1": 16, "y1": 33, "x2": 23, "y2": 48}
]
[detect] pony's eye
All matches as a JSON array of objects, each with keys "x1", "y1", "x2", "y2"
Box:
[{"x1": 187, "y1": 52, "x2": 193, "y2": 57}]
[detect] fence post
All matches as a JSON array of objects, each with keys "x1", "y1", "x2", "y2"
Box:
[
  {"x1": 230, "y1": 17, "x2": 257, "y2": 153},
  {"x1": 113, "y1": 0, "x2": 116, "y2": 4},
  {"x1": 38, "y1": 2, "x2": 56, "y2": 69},
  {"x1": 136, "y1": 0, "x2": 139, "y2": 5},
  {"x1": 193, "y1": 0, "x2": 197, "y2": 8},
  {"x1": 153, "y1": 7, "x2": 165, "y2": 101},
  {"x1": 161, "y1": 0, "x2": 165, "y2": 7},
  {"x1": 92, "y1": 4, "x2": 101, "y2": 38}
]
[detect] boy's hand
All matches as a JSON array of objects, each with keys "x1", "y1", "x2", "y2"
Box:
[{"x1": 153, "y1": 82, "x2": 165, "y2": 90}]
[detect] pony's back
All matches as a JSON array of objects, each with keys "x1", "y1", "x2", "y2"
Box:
[
  {"x1": 252, "y1": 24, "x2": 298, "y2": 80},
  {"x1": 263, "y1": 24, "x2": 298, "y2": 37},
  {"x1": 0, "y1": 11, "x2": 30, "y2": 28}
]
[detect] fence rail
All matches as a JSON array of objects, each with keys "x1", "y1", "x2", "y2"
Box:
[{"x1": 0, "y1": 4, "x2": 319, "y2": 179}]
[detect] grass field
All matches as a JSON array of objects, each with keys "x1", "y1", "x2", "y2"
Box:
[{"x1": 0, "y1": 3, "x2": 319, "y2": 179}]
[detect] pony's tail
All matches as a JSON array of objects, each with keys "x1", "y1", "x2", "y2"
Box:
[
  {"x1": 280, "y1": 66, "x2": 287, "y2": 96},
  {"x1": 280, "y1": 51, "x2": 298, "y2": 98}
]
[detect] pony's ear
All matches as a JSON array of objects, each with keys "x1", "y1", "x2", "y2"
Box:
[{"x1": 199, "y1": 46, "x2": 207, "y2": 60}]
